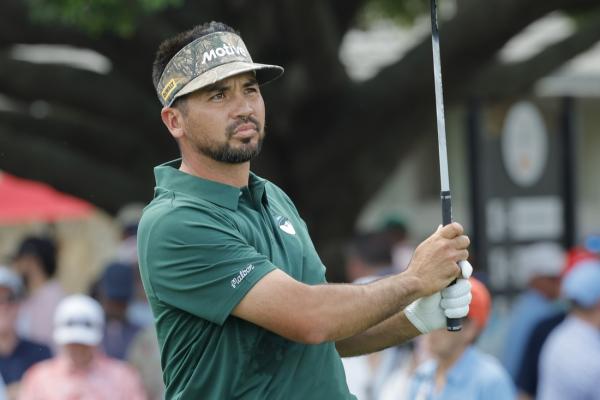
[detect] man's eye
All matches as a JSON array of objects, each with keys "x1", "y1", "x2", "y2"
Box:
[{"x1": 210, "y1": 92, "x2": 225, "y2": 101}]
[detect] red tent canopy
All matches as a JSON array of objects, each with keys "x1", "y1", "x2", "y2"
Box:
[{"x1": 0, "y1": 172, "x2": 93, "y2": 224}]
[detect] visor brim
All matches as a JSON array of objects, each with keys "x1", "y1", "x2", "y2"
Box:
[{"x1": 170, "y1": 61, "x2": 283, "y2": 105}]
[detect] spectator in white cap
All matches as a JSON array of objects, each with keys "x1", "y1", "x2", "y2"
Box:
[
  {"x1": 18, "y1": 295, "x2": 147, "y2": 400},
  {"x1": 537, "y1": 260, "x2": 600, "y2": 400},
  {"x1": 0, "y1": 266, "x2": 51, "y2": 400},
  {"x1": 500, "y1": 242, "x2": 565, "y2": 381}
]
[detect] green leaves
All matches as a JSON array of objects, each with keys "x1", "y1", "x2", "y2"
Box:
[
  {"x1": 26, "y1": 0, "x2": 183, "y2": 36},
  {"x1": 362, "y1": 0, "x2": 429, "y2": 26}
]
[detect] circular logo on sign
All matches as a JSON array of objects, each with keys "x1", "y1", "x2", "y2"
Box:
[{"x1": 501, "y1": 101, "x2": 548, "y2": 187}]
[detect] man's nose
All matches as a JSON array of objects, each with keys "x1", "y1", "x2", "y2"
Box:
[{"x1": 231, "y1": 93, "x2": 254, "y2": 117}]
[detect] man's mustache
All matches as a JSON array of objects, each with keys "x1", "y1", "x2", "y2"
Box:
[{"x1": 226, "y1": 116, "x2": 261, "y2": 138}]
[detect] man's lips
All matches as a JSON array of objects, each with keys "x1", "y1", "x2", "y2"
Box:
[{"x1": 233, "y1": 123, "x2": 258, "y2": 137}]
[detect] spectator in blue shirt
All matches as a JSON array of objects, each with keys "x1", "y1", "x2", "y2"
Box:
[
  {"x1": 515, "y1": 311, "x2": 565, "y2": 400},
  {"x1": 0, "y1": 266, "x2": 52, "y2": 399},
  {"x1": 407, "y1": 278, "x2": 516, "y2": 400},
  {"x1": 514, "y1": 244, "x2": 599, "y2": 400},
  {"x1": 500, "y1": 242, "x2": 565, "y2": 381},
  {"x1": 538, "y1": 260, "x2": 600, "y2": 400}
]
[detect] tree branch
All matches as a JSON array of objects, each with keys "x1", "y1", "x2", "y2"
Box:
[
  {"x1": 279, "y1": 0, "x2": 350, "y2": 95},
  {"x1": 468, "y1": 12, "x2": 600, "y2": 98},
  {"x1": 0, "y1": 109, "x2": 165, "y2": 170},
  {"x1": 329, "y1": 0, "x2": 367, "y2": 35},
  {"x1": 0, "y1": 0, "x2": 177, "y2": 92},
  {"x1": 0, "y1": 130, "x2": 152, "y2": 213},
  {"x1": 0, "y1": 57, "x2": 157, "y2": 127}
]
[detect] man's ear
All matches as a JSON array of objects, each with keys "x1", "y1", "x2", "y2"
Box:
[{"x1": 161, "y1": 106, "x2": 185, "y2": 139}]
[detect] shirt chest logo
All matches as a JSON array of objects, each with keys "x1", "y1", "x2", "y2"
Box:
[{"x1": 274, "y1": 215, "x2": 296, "y2": 235}]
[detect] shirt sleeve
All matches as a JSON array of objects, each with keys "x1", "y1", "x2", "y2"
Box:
[{"x1": 141, "y1": 206, "x2": 277, "y2": 325}]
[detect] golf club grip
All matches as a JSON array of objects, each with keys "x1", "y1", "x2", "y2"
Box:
[{"x1": 441, "y1": 190, "x2": 462, "y2": 331}]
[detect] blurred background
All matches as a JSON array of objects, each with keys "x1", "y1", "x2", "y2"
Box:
[
  {"x1": 1, "y1": 0, "x2": 600, "y2": 398},
  {"x1": 1, "y1": 0, "x2": 599, "y2": 286}
]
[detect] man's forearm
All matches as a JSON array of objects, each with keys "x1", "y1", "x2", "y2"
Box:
[
  {"x1": 334, "y1": 311, "x2": 421, "y2": 357},
  {"x1": 233, "y1": 268, "x2": 425, "y2": 344},
  {"x1": 304, "y1": 272, "x2": 423, "y2": 344}
]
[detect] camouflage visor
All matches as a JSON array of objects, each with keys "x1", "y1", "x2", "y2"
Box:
[{"x1": 156, "y1": 31, "x2": 284, "y2": 106}]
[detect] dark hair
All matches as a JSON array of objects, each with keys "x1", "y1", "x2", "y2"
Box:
[
  {"x1": 346, "y1": 231, "x2": 393, "y2": 267},
  {"x1": 99, "y1": 262, "x2": 134, "y2": 302},
  {"x1": 15, "y1": 236, "x2": 57, "y2": 278},
  {"x1": 152, "y1": 21, "x2": 239, "y2": 90}
]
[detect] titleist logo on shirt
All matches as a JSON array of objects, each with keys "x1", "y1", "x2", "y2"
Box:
[{"x1": 231, "y1": 264, "x2": 255, "y2": 288}]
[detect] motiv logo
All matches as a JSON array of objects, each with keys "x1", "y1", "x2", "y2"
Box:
[
  {"x1": 231, "y1": 264, "x2": 255, "y2": 289},
  {"x1": 202, "y1": 44, "x2": 247, "y2": 64}
]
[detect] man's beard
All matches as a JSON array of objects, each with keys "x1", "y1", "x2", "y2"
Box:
[
  {"x1": 195, "y1": 117, "x2": 264, "y2": 164},
  {"x1": 198, "y1": 135, "x2": 264, "y2": 164}
]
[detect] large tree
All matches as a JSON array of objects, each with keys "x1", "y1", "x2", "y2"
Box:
[{"x1": 1, "y1": 0, "x2": 599, "y2": 277}]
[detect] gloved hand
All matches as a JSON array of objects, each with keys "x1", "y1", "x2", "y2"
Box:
[{"x1": 405, "y1": 260, "x2": 473, "y2": 334}]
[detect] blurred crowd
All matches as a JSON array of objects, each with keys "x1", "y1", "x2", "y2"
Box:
[
  {"x1": 0, "y1": 205, "x2": 163, "y2": 400},
  {"x1": 1, "y1": 211, "x2": 599, "y2": 400},
  {"x1": 339, "y1": 218, "x2": 600, "y2": 400}
]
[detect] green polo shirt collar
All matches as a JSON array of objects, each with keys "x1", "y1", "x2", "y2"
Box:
[{"x1": 154, "y1": 159, "x2": 267, "y2": 210}]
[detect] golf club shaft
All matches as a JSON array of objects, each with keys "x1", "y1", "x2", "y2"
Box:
[{"x1": 430, "y1": 0, "x2": 461, "y2": 331}]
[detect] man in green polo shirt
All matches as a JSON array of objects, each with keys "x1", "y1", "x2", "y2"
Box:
[{"x1": 138, "y1": 21, "x2": 473, "y2": 399}]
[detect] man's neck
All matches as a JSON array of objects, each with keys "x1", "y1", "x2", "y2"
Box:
[
  {"x1": 180, "y1": 153, "x2": 250, "y2": 188},
  {"x1": 64, "y1": 350, "x2": 96, "y2": 371},
  {"x1": 572, "y1": 309, "x2": 600, "y2": 329},
  {"x1": 27, "y1": 271, "x2": 49, "y2": 294},
  {"x1": 0, "y1": 330, "x2": 18, "y2": 355}
]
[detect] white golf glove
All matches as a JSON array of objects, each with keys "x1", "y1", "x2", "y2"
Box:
[{"x1": 405, "y1": 260, "x2": 473, "y2": 334}]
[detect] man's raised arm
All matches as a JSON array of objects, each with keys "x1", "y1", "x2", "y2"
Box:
[{"x1": 232, "y1": 223, "x2": 470, "y2": 345}]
